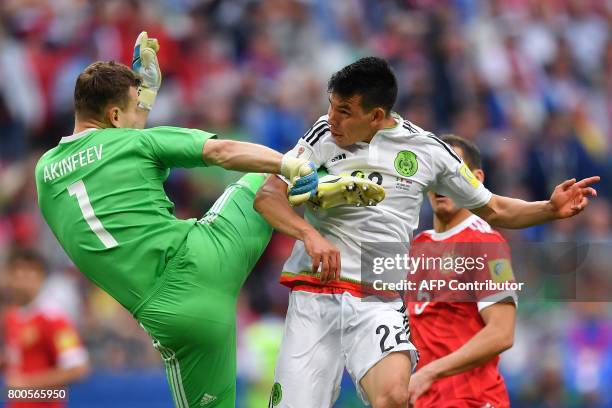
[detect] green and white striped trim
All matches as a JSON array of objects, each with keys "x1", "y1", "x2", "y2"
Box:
[
  {"x1": 281, "y1": 271, "x2": 368, "y2": 286},
  {"x1": 152, "y1": 339, "x2": 189, "y2": 408},
  {"x1": 199, "y1": 185, "x2": 240, "y2": 225}
]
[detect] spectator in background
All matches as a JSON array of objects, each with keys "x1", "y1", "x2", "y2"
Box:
[
  {"x1": 2, "y1": 249, "x2": 89, "y2": 408},
  {"x1": 563, "y1": 303, "x2": 612, "y2": 408}
]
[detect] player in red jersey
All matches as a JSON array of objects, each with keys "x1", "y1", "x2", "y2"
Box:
[
  {"x1": 2, "y1": 249, "x2": 90, "y2": 408},
  {"x1": 406, "y1": 135, "x2": 516, "y2": 408}
]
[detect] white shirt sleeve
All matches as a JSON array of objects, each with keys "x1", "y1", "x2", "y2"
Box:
[
  {"x1": 286, "y1": 117, "x2": 328, "y2": 166},
  {"x1": 478, "y1": 291, "x2": 518, "y2": 312},
  {"x1": 279, "y1": 116, "x2": 330, "y2": 184},
  {"x1": 427, "y1": 135, "x2": 492, "y2": 209}
]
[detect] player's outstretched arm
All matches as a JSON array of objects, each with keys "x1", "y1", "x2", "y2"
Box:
[
  {"x1": 203, "y1": 139, "x2": 283, "y2": 172},
  {"x1": 202, "y1": 139, "x2": 316, "y2": 187},
  {"x1": 471, "y1": 176, "x2": 600, "y2": 228},
  {"x1": 408, "y1": 303, "x2": 516, "y2": 405},
  {"x1": 254, "y1": 175, "x2": 341, "y2": 282}
]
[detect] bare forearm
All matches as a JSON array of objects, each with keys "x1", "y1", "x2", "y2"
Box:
[
  {"x1": 203, "y1": 140, "x2": 282, "y2": 174},
  {"x1": 254, "y1": 177, "x2": 316, "y2": 241},
  {"x1": 255, "y1": 175, "x2": 341, "y2": 280},
  {"x1": 472, "y1": 195, "x2": 555, "y2": 229},
  {"x1": 423, "y1": 324, "x2": 512, "y2": 380}
]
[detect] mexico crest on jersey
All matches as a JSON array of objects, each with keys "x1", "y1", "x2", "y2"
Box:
[
  {"x1": 270, "y1": 382, "x2": 282, "y2": 406},
  {"x1": 394, "y1": 150, "x2": 418, "y2": 177}
]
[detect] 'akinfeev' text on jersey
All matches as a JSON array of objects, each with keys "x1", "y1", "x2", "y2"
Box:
[
  {"x1": 280, "y1": 113, "x2": 493, "y2": 293},
  {"x1": 35, "y1": 126, "x2": 215, "y2": 312}
]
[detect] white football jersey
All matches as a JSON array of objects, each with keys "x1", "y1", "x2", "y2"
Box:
[{"x1": 280, "y1": 113, "x2": 492, "y2": 288}]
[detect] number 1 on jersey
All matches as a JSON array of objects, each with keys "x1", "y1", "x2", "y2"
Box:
[{"x1": 68, "y1": 180, "x2": 118, "y2": 249}]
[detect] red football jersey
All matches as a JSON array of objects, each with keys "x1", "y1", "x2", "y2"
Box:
[
  {"x1": 407, "y1": 215, "x2": 516, "y2": 408},
  {"x1": 3, "y1": 302, "x2": 88, "y2": 408}
]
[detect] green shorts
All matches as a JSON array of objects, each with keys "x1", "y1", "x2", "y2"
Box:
[{"x1": 134, "y1": 173, "x2": 273, "y2": 407}]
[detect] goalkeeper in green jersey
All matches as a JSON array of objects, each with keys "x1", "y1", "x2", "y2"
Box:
[{"x1": 34, "y1": 32, "x2": 333, "y2": 408}]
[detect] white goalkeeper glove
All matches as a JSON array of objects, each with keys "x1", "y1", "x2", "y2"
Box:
[
  {"x1": 132, "y1": 31, "x2": 161, "y2": 111},
  {"x1": 281, "y1": 155, "x2": 318, "y2": 206}
]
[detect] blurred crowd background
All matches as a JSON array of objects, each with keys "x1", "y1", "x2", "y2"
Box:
[{"x1": 1, "y1": 0, "x2": 611, "y2": 406}]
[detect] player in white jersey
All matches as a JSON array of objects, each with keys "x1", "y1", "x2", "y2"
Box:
[
  {"x1": 279, "y1": 114, "x2": 492, "y2": 286},
  {"x1": 254, "y1": 57, "x2": 599, "y2": 408}
]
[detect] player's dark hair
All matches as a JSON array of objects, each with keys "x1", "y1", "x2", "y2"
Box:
[
  {"x1": 441, "y1": 134, "x2": 482, "y2": 170},
  {"x1": 327, "y1": 56, "x2": 397, "y2": 115},
  {"x1": 7, "y1": 248, "x2": 47, "y2": 274},
  {"x1": 74, "y1": 61, "x2": 142, "y2": 121}
]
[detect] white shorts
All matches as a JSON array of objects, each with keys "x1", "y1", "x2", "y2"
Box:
[{"x1": 270, "y1": 290, "x2": 418, "y2": 407}]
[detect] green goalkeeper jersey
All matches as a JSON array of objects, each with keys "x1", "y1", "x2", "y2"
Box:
[{"x1": 35, "y1": 126, "x2": 216, "y2": 311}]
